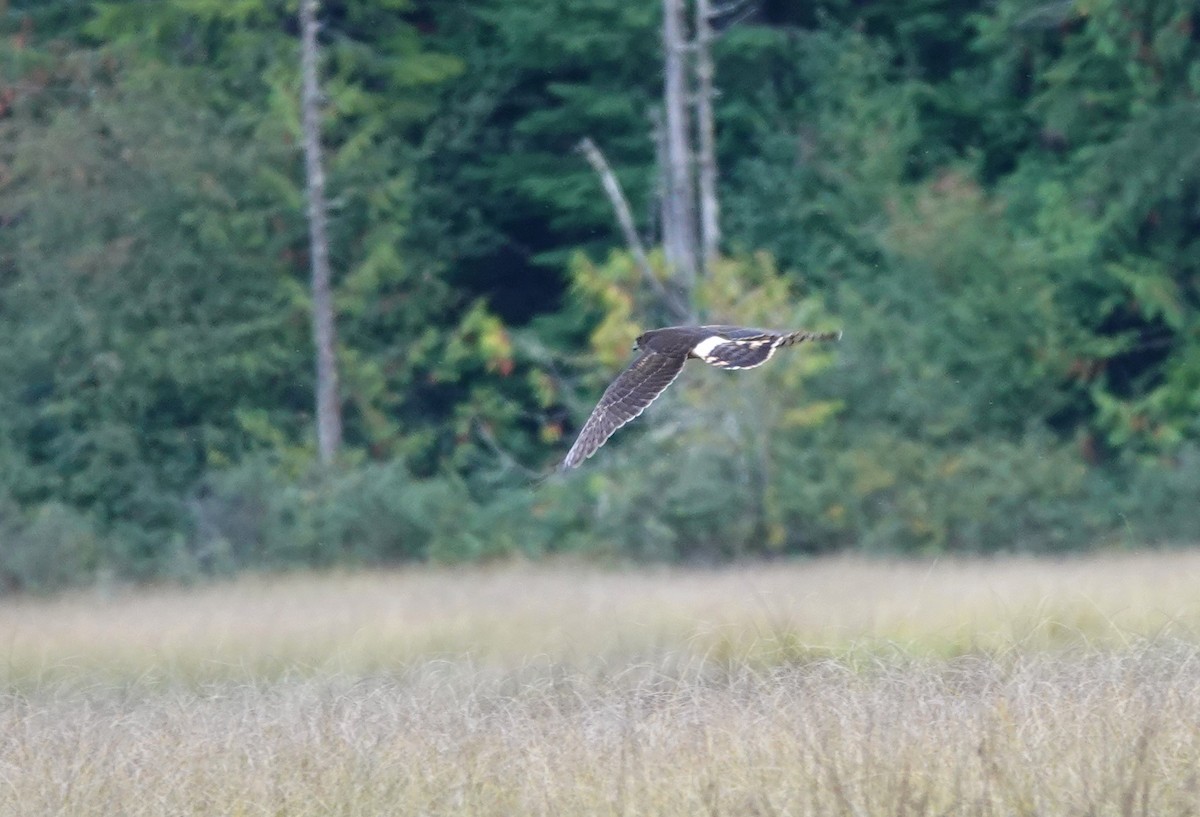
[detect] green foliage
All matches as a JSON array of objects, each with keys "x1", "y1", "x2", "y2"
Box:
[
  {"x1": 188, "y1": 457, "x2": 480, "y2": 571},
  {"x1": 2, "y1": 0, "x2": 1199, "y2": 589},
  {"x1": 833, "y1": 170, "x2": 1103, "y2": 440},
  {"x1": 976, "y1": 0, "x2": 1200, "y2": 452},
  {"x1": 720, "y1": 24, "x2": 923, "y2": 290},
  {"x1": 791, "y1": 430, "x2": 1122, "y2": 554},
  {"x1": 75, "y1": 0, "x2": 472, "y2": 468},
  {"x1": 400, "y1": 0, "x2": 666, "y2": 328},
  {"x1": 0, "y1": 52, "x2": 308, "y2": 553},
  {"x1": 0, "y1": 498, "x2": 105, "y2": 593}
]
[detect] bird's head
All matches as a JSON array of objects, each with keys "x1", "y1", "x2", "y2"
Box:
[{"x1": 633, "y1": 332, "x2": 646, "y2": 351}]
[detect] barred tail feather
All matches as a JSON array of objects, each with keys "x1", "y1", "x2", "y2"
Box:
[{"x1": 777, "y1": 329, "x2": 842, "y2": 348}]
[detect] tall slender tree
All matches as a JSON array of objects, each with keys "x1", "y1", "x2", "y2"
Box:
[
  {"x1": 659, "y1": 0, "x2": 724, "y2": 300},
  {"x1": 694, "y1": 0, "x2": 720, "y2": 274},
  {"x1": 661, "y1": 0, "x2": 698, "y2": 300},
  {"x1": 299, "y1": 0, "x2": 342, "y2": 466}
]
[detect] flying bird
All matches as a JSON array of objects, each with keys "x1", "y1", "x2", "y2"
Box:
[{"x1": 561, "y1": 324, "x2": 841, "y2": 469}]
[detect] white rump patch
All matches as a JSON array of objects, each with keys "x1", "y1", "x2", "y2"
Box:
[{"x1": 691, "y1": 335, "x2": 726, "y2": 359}]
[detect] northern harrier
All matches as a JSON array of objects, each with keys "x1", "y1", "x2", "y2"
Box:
[{"x1": 561, "y1": 325, "x2": 841, "y2": 469}]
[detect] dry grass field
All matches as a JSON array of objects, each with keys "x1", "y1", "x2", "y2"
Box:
[{"x1": 4, "y1": 551, "x2": 1200, "y2": 816}]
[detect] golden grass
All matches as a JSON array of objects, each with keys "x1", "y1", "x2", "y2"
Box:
[
  {"x1": 4, "y1": 550, "x2": 1200, "y2": 815},
  {"x1": 4, "y1": 550, "x2": 1200, "y2": 684}
]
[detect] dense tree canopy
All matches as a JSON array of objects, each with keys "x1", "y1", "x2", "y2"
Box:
[{"x1": 1, "y1": 0, "x2": 1197, "y2": 589}]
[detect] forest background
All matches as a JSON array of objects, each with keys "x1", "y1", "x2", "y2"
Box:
[{"x1": 1, "y1": 0, "x2": 1198, "y2": 591}]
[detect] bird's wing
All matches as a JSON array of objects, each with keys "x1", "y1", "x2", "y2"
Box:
[
  {"x1": 561, "y1": 349, "x2": 687, "y2": 468},
  {"x1": 692, "y1": 328, "x2": 840, "y2": 370}
]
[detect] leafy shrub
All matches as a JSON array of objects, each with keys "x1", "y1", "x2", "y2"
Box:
[
  {"x1": 1110, "y1": 444, "x2": 1200, "y2": 546},
  {"x1": 188, "y1": 457, "x2": 533, "y2": 572},
  {"x1": 0, "y1": 500, "x2": 104, "y2": 593}
]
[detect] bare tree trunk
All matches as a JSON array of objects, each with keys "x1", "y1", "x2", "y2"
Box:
[
  {"x1": 661, "y1": 0, "x2": 698, "y2": 299},
  {"x1": 577, "y1": 138, "x2": 656, "y2": 284},
  {"x1": 577, "y1": 137, "x2": 689, "y2": 321},
  {"x1": 694, "y1": 0, "x2": 720, "y2": 274},
  {"x1": 651, "y1": 108, "x2": 670, "y2": 253},
  {"x1": 299, "y1": 0, "x2": 342, "y2": 466}
]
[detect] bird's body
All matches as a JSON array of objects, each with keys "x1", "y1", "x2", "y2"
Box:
[{"x1": 561, "y1": 324, "x2": 840, "y2": 469}]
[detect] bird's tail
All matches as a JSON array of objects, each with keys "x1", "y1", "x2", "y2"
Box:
[{"x1": 778, "y1": 329, "x2": 843, "y2": 347}]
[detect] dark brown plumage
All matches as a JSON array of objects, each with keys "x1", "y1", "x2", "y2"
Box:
[{"x1": 561, "y1": 324, "x2": 841, "y2": 469}]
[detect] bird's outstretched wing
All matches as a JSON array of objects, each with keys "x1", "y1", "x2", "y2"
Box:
[
  {"x1": 692, "y1": 328, "x2": 841, "y2": 370},
  {"x1": 561, "y1": 349, "x2": 687, "y2": 469}
]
